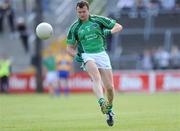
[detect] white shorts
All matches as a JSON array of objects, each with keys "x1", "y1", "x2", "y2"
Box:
[
  {"x1": 46, "y1": 71, "x2": 58, "y2": 84},
  {"x1": 82, "y1": 51, "x2": 112, "y2": 69}
]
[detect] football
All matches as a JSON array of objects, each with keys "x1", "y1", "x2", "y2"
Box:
[{"x1": 36, "y1": 22, "x2": 53, "y2": 40}]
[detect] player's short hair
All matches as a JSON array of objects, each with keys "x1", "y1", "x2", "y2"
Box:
[{"x1": 76, "y1": 1, "x2": 89, "y2": 10}]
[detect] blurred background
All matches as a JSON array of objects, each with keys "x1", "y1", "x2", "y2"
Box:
[{"x1": 0, "y1": 0, "x2": 180, "y2": 94}]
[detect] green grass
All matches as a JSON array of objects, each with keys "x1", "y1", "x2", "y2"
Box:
[{"x1": 0, "y1": 93, "x2": 180, "y2": 131}]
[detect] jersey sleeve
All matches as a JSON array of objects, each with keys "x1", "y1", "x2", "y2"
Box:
[
  {"x1": 97, "y1": 16, "x2": 116, "y2": 29},
  {"x1": 66, "y1": 27, "x2": 76, "y2": 45}
]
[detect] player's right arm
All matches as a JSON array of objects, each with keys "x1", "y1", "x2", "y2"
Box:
[
  {"x1": 66, "y1": 25, "x2": 77, "y2": 57},
  {"x1": 67, "y1": 41, "x2": 84, "y2": 63},
  {"x1": 66, "y1": 44, "x2": 77, "y2": 57},
  {"x1": 66, "y1": 22, "x2": 84, "y2": 63}
]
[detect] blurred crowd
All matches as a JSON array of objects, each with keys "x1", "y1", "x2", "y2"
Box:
[
  {"x1": 0, "y1": 0, "x2": 29, "y2": 53},
  {"x1": 0, "y1": 0, "x2": 15, "y2": 34},
  {"x1": 109, "y1": 0, "x2": 180, "y2": 70},
  {"x1": 139, "y1": 46, "x2": 180, "y2": 70},
  {"x1": 116, "y1": 0, "x2": 180, "y2": 11}
]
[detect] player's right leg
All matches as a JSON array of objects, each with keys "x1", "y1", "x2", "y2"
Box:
[
  {"x1": 48, "y1": 83, "x2": 55, "y2": 96},
  {"x1": 47, "y1": 71, "x2": 59, "y2": 96},
  {"x1": 85, "y1": 60, "x2": 108, "y2": 114}
]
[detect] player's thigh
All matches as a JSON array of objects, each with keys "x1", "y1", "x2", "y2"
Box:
[
  {"x1": 95, "y1": 51, "x2": 112, "y2": 69},
  {"x1": 85, "y1": 60, "x2": 101, "y2": 81},
  {"x1": 99, "y1": 69, "x2": 114, "y2": 89}
]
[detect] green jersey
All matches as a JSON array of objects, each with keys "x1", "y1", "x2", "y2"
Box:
[
  {"x1": 43, "y1": 56, "x2": 56, "y2": 71},
  {"x1": 67, "y1": 15, "x2": 116, "y2": 58}
]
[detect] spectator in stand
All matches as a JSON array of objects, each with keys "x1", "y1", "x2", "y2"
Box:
[
  {"x1": 4, "y1": 1, "x2": 15, "y2": 34},
  {"x1": 136, "y1": 0, "x2": 160, "y2": 16},
  {"x1": 170, "y1": 46, "x2": 180, "y2": 69},
  {"x1": 153, "y1": 47, "x2": 170, "y2": 70},
  {"x1": 0, "y1": 2, "x2": 5, "y2": 33},
  {"x1": 151, "y1": 48, "x2": 158, "y2": 70},
  {"x1": 141, "y1": 50, "x2": 153, "y2": 70},
  {"x1": 16, "y1": 17, "x2": 29, "y2": 53},
  {"x1": 0, "y1": 0, "x2": 15, "y2": 35}
]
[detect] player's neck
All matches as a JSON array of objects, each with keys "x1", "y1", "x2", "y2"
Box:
[{"x1": 81, "y1": 15, "x2": 90, "y2": 23}]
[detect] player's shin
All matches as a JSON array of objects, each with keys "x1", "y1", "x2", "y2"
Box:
[{"x1": 106, "y1": 87, "x2": 114, "y2": 107}]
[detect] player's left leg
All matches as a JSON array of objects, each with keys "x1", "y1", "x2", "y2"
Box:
[
  {"x1": 63, "y1": 78, "x2": 69, "y2": 96},
  {"x1": 58, "y1": 71, "x2": 70, "y2": 96},
  {"x1": 99, "y1": 68, "x2": 115, "y2": 126},
  {"x1": 64, "y1": 71, "x2": 70, "y2": 96},
  {"x1": 99, "y1": 69, "x2": 114, "y2": 109}
]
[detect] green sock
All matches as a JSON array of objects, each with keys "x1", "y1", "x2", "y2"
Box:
[
  {"x1": 98, "y1": 98, "x2": 105, "y2": 106},
  {"x1": 107, "y1": 105, "x2": 113, "y2": 113}
]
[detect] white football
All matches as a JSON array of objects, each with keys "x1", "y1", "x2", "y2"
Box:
[{"x1": 36, "y1": 22, "x2": 53, "y2": 40}]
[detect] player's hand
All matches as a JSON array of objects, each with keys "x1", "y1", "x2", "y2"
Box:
[{"x1": 103, "y1": 29, "x2": 111, "y2": 36}]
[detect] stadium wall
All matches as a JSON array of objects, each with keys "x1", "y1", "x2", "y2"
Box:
[{"x1": 7, "y1": 71, "x2": 180, "y2": 93}]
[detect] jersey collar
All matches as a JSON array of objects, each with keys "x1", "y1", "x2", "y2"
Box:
[{"x1": 78, "y1": 15, "x2": 92, "y2": 23}]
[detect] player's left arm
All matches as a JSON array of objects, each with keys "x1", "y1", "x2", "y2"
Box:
[
  {"x1": 103, "y1": 22, "x2": 123, "y2": 36},
  {"x1": 110, "y1": 23, "x2": 123, "y2": 34},
  {"x1": 97, "y1": 15, "x2": 123, "y2": 35}
]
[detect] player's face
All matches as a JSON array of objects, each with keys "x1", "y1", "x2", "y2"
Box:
[{"x1": 76, "y1": 6, "x2": 89, "y2": 21}]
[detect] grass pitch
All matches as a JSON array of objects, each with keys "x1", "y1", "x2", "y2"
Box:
[{"x1": 0, "y1": 93, "x2": 180, "y2": 131}]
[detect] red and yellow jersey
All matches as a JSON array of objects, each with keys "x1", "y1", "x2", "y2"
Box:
[{"x1": 56, "y1": 53, "x2": 72, "y2": 71}]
